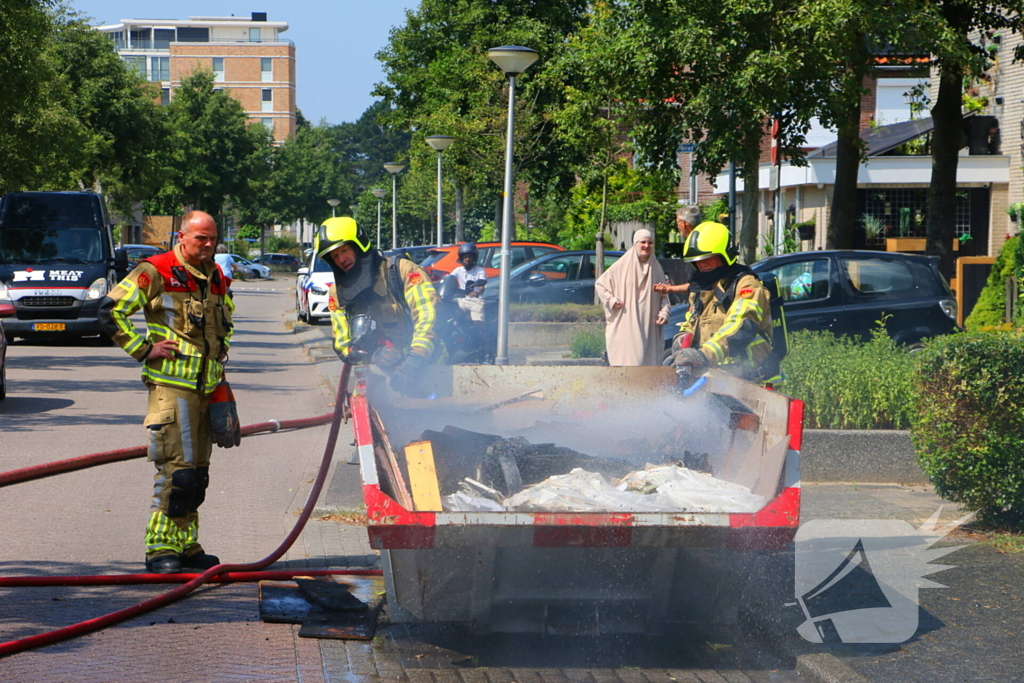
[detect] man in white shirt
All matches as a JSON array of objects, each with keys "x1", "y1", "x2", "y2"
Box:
[{"x1": 449, "y1": 242, "x2": 487, "y2": 322}]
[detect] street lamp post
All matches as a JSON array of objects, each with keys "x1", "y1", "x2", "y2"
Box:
[
  {"x1": 371, "y1": 188, "x2": 387, "y2": 249},
  {"x1": 425, "y1": 135, "x2": 454, "y2": 248},
  {"x1": 383, "y1": 162, "x2": 405, "y2": 250},
  {"x1": 488, "y1": 45, "x2": 538, "y2": 366},
  {"x1": 327, "y1": 198, "x2": 340, "y2": 218}
]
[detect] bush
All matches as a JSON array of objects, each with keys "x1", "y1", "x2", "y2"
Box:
[
  {"x1": 569, "y1": 328, "x2": 606, "y2": 358},
  {"x1": 964, "y1": 235, "x2": 1017, "y2": 330},
  {"x1": 781, "y1": 326, "x2": 917, "y2": 429},
  {"x1": 509, "y1": 303, "x2": 605, "y2": 322},
  {"x1": 913, "y1": 331, "x2": 1024, "y2": 526}
]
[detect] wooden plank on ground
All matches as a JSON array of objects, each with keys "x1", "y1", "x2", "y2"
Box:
[{"x1": 404, "y1": 440, "x2": 443, "y2": 511}]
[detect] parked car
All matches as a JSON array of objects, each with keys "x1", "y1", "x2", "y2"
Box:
[
  {"x1": 0, "y1": 301, "x2": 11, "y2": 400},
  {"x1": 663, "y1": 250, "x2": 959, "y2": 351},
  {"x1": 122, "y1": 244, "x2": 164, "y2": 270},
  {"x1": 422, "y1": 241, "x2": 565, "y2": 282},
  {"x1": 258, "y1": 252, "x2": 301, "y2": 271},
  {"x1": 230, "y1": 254, "x2": 271, "y2": 279},
  {"x1": 384, "y1": 245, "x2": 439, "y2": 265},
  {"x1": 295, "y1": 253, "x2": 333, "y2": 324},
  {"x1": 481, "y1": 250, "x2": 624, "y2": 305}
]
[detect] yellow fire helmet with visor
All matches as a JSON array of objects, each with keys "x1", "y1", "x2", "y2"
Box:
[
  {"x1": 683, "y1": 221, "x2": 737, "y2": 265},
  {"x1": 316, "y1": 216, "x2": 370, "y2": 262}
]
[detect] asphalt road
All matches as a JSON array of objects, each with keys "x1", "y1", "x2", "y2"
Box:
[{"x1": 2, "y1": 274, "x2": 1020, "y2": 683}]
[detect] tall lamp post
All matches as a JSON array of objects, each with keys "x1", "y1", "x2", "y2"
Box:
[
  {"x1": 371, "y1": 188, "x2": 387, "y2": 249},
  {"x1": 488, "y1": 45, "x2": 538, "y2": 366},
  {"x1": 383, "y1": 162, "x2": 405, "y2": 249},
  {"x1": 425, "y1": 135, "x2": 454, "y2": 248}
]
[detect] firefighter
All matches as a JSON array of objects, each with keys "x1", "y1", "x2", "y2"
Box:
[
  {"x1": 317, "y1": 216, "x2": 441, "y2": 394},
  {"x1": 99, "y1": 210, "x2": 240, "y2": 574},
  {"x1": 666, "y1": 221, "x2": 778, "y2": 385}
]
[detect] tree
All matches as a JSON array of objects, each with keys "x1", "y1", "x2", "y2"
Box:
[
  {"x1": 328, "y1": 100, "x2": 411, "y2": 196},
  {"x1": 917, "y1": 1, "x2": 1024, "y2": 277},
  {"x1": 159, "y1": 70, "x2": 268, "y2": 217}
]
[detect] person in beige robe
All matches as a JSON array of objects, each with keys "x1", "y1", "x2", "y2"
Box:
[{"x1": 595, "y1": 229, "x2": 671, "y2": 366}]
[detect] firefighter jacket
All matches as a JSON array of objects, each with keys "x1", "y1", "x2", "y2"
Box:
[
  {"x1": 679, "y1": 270, "x2": 773, "y2": 378},
  {"x1": 328, "y1": 254, "x2": 439, "y2": 362},
  {"x1": 99, "y1": 244, "x2": 234, "y2": 395}
]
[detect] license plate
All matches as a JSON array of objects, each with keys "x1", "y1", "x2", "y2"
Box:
[{"x1": 32, "y1": 323, "x2": 66, "y2": 332}]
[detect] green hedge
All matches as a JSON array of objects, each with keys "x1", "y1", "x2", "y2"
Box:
[
  {"x1": 509, "y1": 303, "x2": 605, "y2": 322},
  {"x1": 964, "y1": 235, "x2": 1017, "y2": 330},
  {"x1": 913, "y1": 331, "x2": 1024, "y2": 526},
  {"x1": 781, "y1": 327, "x2": 917, "y2": 429}
]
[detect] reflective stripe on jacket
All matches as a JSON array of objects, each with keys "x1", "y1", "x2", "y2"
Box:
[
  {"x1": 681, "y1": 272, "x2": 773, "y2": 373},
  {"x1": 99, "y1": 245, "x2": 234, "y2": 394},
  {"x1": 328, "y1": 256, "x2": 439, "y2": 362}
]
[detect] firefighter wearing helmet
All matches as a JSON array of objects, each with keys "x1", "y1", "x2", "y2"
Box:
[
  {"x1": 317, "y1": 216, "x2": 441, "y2": 394},
  {"x1": 666, "y1": 221, "x2": 778, "y2": 384}
]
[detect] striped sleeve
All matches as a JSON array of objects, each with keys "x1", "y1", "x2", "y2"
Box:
[
  {"x1": 700, "y1": 278, "x2": 770, "y2": 365},
  {"x1": 400, "y1": 260, "x2": 439, "y2": 358},
  {"x1": 98, "y1": 263, "x2": 162, "y2": 361}
]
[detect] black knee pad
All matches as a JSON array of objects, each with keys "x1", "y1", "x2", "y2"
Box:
[
  {"x1": 168, "y1": 468, "x2": 197, "y2": 518},
  {"x1": 194, "y1": 466, "x2": 210, "y2": 509}
]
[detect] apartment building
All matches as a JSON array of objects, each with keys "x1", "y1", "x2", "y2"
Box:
[{"x1": 96, "y1": 12, "x2": 296, "y2": 143}]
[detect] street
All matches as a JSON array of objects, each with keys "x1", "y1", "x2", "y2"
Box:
[{"x1": 0, "y1": 276, "x2": 1020, "y2": 682}]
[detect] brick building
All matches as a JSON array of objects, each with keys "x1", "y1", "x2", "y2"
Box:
[{"x1": 95, "y1": 12, "x2": 296, "y2": 144}]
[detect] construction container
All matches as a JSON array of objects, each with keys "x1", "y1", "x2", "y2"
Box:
[{"x1": 351, "y1": 365, "x2": 803, "y2": 635}]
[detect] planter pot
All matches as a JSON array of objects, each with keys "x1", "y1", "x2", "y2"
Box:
[
  {"x1": 796, "y1": 224, "x2": 815, "y2": 241},
  {"x1": 885, "y1": 237, "x2": 959, "y2": 253}
]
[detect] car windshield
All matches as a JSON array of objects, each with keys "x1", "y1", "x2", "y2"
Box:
[
  {"x1": 0, "y1": 226, "x2": 105, "y2": 264},
  {"x1": 310, "y1": 255, "x2": 332, "y2": 273},
  {"x1": 420, "y1": 250, "x2": 448, "y2": 268}
]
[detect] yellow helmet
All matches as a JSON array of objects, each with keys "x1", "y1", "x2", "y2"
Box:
[
  {"x1": 683, "y1": 221, "x2": 736, "y2": 265},
  {"x1": 317, "y1": 216, "x2": 369, "y2": 261}
]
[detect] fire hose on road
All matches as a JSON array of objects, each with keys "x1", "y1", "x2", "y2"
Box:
[{"x1": 0, "y1": 364, "x2": 381, "y2": 658}]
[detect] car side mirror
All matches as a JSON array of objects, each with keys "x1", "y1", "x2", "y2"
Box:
[
  {"x1": 527, "y1": 272, "x2": 546, "y2": 285},
  {"x1": 114, "y1": 248, "x2": 129, "y2": 277},
  {"x1": 298, "y1": 267, "x2": 309, "y2": 275}
]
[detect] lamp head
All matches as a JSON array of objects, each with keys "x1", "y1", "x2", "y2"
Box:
[
  {"x1": 488, "y1": 46, "x2": 539, "y2": 76},
  {"x1": 327, "y1": 198, "x2": 341, "y2": 208},
  {"x1": 371, "y1": 188, "x2": 387, "y2": 199},
  {"x1": 425, "y1": 135, "x2": 454, "y2": 152},
  {"x1": 383, "y1": 162, "x2": 406, "y2": 175}
]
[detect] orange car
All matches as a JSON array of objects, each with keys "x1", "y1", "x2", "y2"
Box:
[{"x1": 421, "y1": 241, "x2": 564, "y2": 282}]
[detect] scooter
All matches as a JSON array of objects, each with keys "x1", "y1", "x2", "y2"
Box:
[{"x1": 435, "y1": 274, "x2": 495, "y2": 364}]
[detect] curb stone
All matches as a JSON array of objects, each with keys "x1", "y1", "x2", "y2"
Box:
[{"x1": 796, "y1": 654, "x2": 871, "y2": 683}]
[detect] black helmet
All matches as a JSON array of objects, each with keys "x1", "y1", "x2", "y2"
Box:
[{"x1": 457, "y1": 242, "x2": 479, "y2": 258}]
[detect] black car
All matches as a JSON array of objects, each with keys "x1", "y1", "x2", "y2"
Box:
[
  {"x1": 482, "y1": 250, "x2": 624, "y2": 305},
  {"x1": 258, "y1": 252, "x2": 301, "y2": 271},
  {"x1": 122, "y1": 244, "x2": 164, "y2": 270},
  {"x1": 384, "y1": 245, "x2": 437, "y2": 265}
]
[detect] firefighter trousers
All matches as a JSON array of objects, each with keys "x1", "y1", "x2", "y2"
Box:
[{"x1": 142, "y1": 383, "x2": 213, "y2": 559}]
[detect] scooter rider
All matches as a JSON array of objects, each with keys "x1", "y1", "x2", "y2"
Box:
[
  {"x1": 317, "y1": 217, "x2": 441, "y2": 393},
  {"x1": 449, "y1": 242, "x2": 487, "y2": 351},
  {"x1": 666, "y1": 221, "x2": 777, "y2": 385}
]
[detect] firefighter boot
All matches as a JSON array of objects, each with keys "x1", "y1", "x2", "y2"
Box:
[
  {"x1": 181, "y1": 548, "x2": 221, "y2": 570},
  {"x1": 145, "y1": 553, "x2": 183, "y2": 574}
]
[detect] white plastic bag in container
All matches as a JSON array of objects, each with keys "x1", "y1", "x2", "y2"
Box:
[
  {"x1": 503, "y1": 468, "x2": 665, "y2": 513},
  {"x1": 442, "y1": 492, "x2": 505, "y2": 512}
]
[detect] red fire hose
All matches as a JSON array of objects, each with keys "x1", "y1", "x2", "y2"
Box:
[
  {"x1": 0, "y1": 365, "x2": 366, "y2": 658},
  {"x1": 0, "y1": 414, "x2": 334, "y2": 488}
]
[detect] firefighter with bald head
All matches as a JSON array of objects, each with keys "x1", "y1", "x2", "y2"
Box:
[
  {"x1": 666, "y1": 221, "x2": 779, "y2": 385},
  {"x1": 317, "y1": 217, "x2": 441, "y2": 394},
  {"x1": 99, "y1": 210, "x2": 239, "y2": 574}
]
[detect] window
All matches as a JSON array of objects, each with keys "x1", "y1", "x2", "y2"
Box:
[
  {"x1": 122, "y1": 56, "x2": 146, "y2": 79},
  {"x1": 153, "y1": 28, "x2": 174, "y2": 49},
  {"x1": 176, "y1": 27, "x2": 209, "y2": 42},
  {"x1": 261, "y1": 118, "x2": 274, "y2": 132},
  {"x1": 840, "y1": 257, "x2": 916, "y2": 299},
  {"x1": 150, "y1": 56, "x2": 169, "y2": 82},
  {"x1": 249, "y1": 27, "x2": 261, "y2": 42},
  {"x1": 212, "y1": 57, "x2": 224, "y2": 82},
  {"x1": 261, "y1": 58, "x2": 273, "y2": 82},
  {"x1": 532, "y1": 255, "x2": 583, "y2": 281},
  {"x1": 766, "y1": 258, "x2": 831, "y2": 302},
  {"x1": 531, "y1": 245, "x2": 560, "y2": 259},
  {"x1": 487, "y1": 246, "x2": 528, "y2": 268},
  {"x1": 160, "y1": 88, "x2": 170, "y2": 106},
  {"x1": 261, "y1": 88, "x2": 272, "y2": 112}
]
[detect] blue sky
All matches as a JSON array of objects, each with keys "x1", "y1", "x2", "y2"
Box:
[{"x1": 73, "y1": 1, "x2": 417, "y2": 125}]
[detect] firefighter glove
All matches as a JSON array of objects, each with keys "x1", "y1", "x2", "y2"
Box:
[
  {"x1": 209, "y1": 382, "x2": 242, "y2": 448},
  {"x1": 390, "y1": 352, "x2": 428, "y2": 395},
  {"x1": 669, "y1": 347, "x2": 709, "y2": 371},
  {"x1": 371, "y1": 345, "x2": 403, "y2": 372}
]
